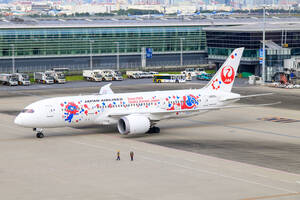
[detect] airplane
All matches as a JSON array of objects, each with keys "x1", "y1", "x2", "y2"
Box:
[
  {"x1": 14, "y1": 48, "x2": 274, "y2": 138},
  {"x1": 200, "y1": 11, "x2": 217, "y2": 17},
  {"x1": 48, "y1": 9, "x2": 63, "y2": 16},
  {"x1": 176, "y1": 10, "x2": 201, "y2": 17},
  {"x1": 215, "y1": 10, "x2": 233, "y2": 16},
  {"x1": 128, "y1": 13, "x2": 164, "y2": 19}
]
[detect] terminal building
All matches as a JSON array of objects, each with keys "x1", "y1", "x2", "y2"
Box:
[
  {"x1": 1, "y1": 17, "x2": 300, "y2": 80},
  {"x1": 205, "y1": 23, "x2": 300, "y2": 81},
  {"x1": 0, "y1": 19, "x2": 208, "y2": 72}
]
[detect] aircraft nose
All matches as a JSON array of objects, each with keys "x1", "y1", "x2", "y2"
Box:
[{"x1": 14, "y1": 114, "x2": 24, "y2": 126}]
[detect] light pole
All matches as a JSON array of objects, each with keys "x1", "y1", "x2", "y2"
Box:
[
  {"x1": 11, "y1": 44, "x2": 15, "y2": 74},
  {"x1": 262, "y1": 6, "x2": 266, "y2": 84},
  {"x1": 114, "y1": 42, "x2": 120, "y2": 71},
  {"x1": 180, "y1": 38, "x2": 185, "y2": 66},
  {"x1": 89, "y1": 40, "x2": 94, "y2": 70},
  {"x1": 288, "y1": 0, "x2": 291, "y2": 16},
  {"x1": 141, "y1": 47, "x2": 146, "y2": 69}
]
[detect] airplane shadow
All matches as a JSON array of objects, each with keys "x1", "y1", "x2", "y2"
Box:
[{"x1": 16, "y1": 126, "x2": 118, "y2": 140}]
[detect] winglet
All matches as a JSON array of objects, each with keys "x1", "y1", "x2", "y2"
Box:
[{"x1": 99, "y1": 83, "x2": 114, "y2": 95}]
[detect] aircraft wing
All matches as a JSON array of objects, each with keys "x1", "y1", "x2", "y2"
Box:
[
  {"x1": 99, "y1": 83, "x2": 114, "y2": 95},
  {"x1": 108, "y1": 101, "x2": 280, "y2": 118},
  {"x1": 149, "y1": 102, "x2": 281, "y2": 114}
]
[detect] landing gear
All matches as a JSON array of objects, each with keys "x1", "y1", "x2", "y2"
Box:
[
  {"x1": 36, "y1": 132, "x2": 44, "y2": 138},
  {"x1": 33, "y1": 128, "x2": 44, "y2": 138},
  {"x1": 147, "y1": 126, "x2": 160, "y2": 134}
]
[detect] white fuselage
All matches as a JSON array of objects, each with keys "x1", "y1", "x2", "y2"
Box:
[
  {"x1": 14, "y1": 47, "x2": 245, "y2": 137},
  {"x1": 14, "y1": 88, "x2": 239, "y2": 129}
]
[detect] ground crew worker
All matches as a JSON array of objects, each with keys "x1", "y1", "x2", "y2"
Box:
[
  {"x1": 130, "y1": 151, "x2": 134, "y2": 161},
  {"x1": 116, "y1": 150, "x2": 120, "y2": 160}
]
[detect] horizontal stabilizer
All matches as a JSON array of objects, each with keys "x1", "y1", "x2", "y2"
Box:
[
  {"x1": 207, "y1": 101, "x2": 281, "y2": 110},
  {"x1": 221, "y1": 93, "x2": 273, "y2": 102}
]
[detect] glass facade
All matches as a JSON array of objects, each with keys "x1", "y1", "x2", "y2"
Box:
[
  {"x1": 206, "y1": 30, "x2": 300, "y2": 58},
  {"x1": 0, "y1": 26, "x2": 206, "y2": 57},
  {"x1": 265, "y1": 48, "x2": 291, "y2": 81},
  {"x1": 206, "y1": 31, "x2": 262, "y2": 59},
  {"x1": 205, "y1": 29, "x2": 300, "y2": 75}
]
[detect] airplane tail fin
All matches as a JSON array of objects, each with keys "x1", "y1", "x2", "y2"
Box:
[{"x1": 204, "y1": 47, "x2": 244, "y2": 93}]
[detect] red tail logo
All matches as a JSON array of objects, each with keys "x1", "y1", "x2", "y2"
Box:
[{"x1": 221, "y1": 66, "x2": 235, "y2": 84}]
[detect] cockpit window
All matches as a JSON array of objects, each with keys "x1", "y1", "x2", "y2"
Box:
[{"x1": 21, "y1": 109, "x2": 35, "y2": 113}]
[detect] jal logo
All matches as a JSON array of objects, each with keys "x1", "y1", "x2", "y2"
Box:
[{"x1": 221, "y1": 66, "x2": 235, "y2": 84}]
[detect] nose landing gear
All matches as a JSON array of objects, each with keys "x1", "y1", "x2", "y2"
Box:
[{"x1": 33, "y1": 128, "x2": 44, "y2": 138}]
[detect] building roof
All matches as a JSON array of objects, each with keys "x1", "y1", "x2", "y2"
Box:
[
  {"x1": 204, "y1": 21, "x2": 300, "y2": 32},
  {"x1": 1, "y1": 16, "x2": 300, "y2": 29}
]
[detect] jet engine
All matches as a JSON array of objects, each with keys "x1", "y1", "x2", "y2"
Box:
[{"x1": 117, "y1": 114, "x2": 150, "y2": 135}]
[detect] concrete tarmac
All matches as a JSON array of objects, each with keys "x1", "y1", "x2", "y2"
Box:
[{"x1": 0, "y1": 82, "x2": 300, "y2": 200}]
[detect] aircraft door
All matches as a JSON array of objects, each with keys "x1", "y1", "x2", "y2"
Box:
[
  {"x1": 208, "y1": 95, "x2": 218, "y2": 106},
  {"x1": 161, "y1": 97, "x2": 169, "y2": 109},
  {"x1": 202, "y1": 96, "x2": 209, "y2": 107},
  {"x1": 45, "y1": 104, "x2": 55, "y2": 118}
]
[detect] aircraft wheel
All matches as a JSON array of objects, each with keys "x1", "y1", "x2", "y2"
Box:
[{"x1": 36, "y1": 132, "x2": 44, "y2": 138}]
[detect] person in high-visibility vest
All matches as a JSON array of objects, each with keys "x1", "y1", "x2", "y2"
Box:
[{"x1": 116, "y1": 151, "x2": 120, "y2": 160}]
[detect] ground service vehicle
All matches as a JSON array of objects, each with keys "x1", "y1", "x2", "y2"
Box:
[
  {"x1": 112, "y1": 70, "x2": 123, "y2": 81},
  {"x1": 126, "y1": 71, "x2": 141, "y2": 79},
  {"x1": 14, "y1": 73, "x2": 31, "y2": 85},
  {"x1": 140, "y1": 72, "x2": 153, "y2": 78},
  {"x1": 0, "y1": 74, "x2": 18, "y2": 86},
  {"x1": 96, "y1": 70, "x2": 122, "y2": 81},
  {"x1": 149, "y1": 71, "x2": 159, "y2": 76},
  {"x1": 46, "y1": 71, "x2": 66, "y2": 84},
  {"x1": 195, "y1": 68, "x2": 206, "y2": 75},
  {"x1": 94, "y1": 70, "x2": 113, "y2": 81},
  {"x1": 153, "y1": 74, "x2": 186, "y2": 83},
  {"x1": 83, "y1": 70, "x2": 102, "y2": 82},
  {"x1": 185, "y1": 73, "x2": 192, "y2": 81},
  {"x1": 34, "y1": 72, "x2": 54, "y2": 84},
  {"x1": 181, "y1": 68, "x2": 197, "y2": 77},
  {"x1": 196, "y1": 73, "x2": 213, "y2": 81},
  {"x1": 181, "y1": 68, "x2": 206, "y2": 77}
]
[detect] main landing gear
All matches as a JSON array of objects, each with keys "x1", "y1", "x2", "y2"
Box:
[
  {"x1": 33, "y1": 128, "x2": 44, "y2": 138},
  {"x1": 147, "y1": 126, "x2": 160, "y2": 134}
]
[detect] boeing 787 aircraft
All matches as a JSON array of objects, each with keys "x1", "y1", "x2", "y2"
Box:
[{"x1": 15, "y1": 48, "x2": 272, "y2": 138}]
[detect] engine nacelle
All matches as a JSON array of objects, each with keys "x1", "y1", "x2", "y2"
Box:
[{"x1": 117, "y1": 114, "x2": 150, "y2": 135}]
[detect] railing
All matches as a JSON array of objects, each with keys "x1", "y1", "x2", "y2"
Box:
[
  {"x1": 208, "y1": 55, "x2": 259, "y2": 62},
  {"x1": 0, "y1": 57, "x2": 209, "y2": 73},
  {"x1": 0, "y1": 50, "x2": 207, "y2": 60}
]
